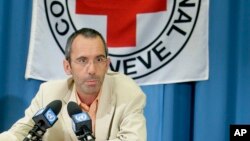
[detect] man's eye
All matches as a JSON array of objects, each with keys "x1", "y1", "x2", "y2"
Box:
[
  {"x1": 96, "y1": 57, "x2": 106, "y2": 62},
  {"x1": 96, "y1": 58, "x2": 102, "y2": 62},
  {"x1": 78, "y1": 58, "x2": 87, "y2": 63}
]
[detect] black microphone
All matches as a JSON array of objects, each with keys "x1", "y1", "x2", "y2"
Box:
[
  {"x1": 67, "y1": 101, "x2": 95, "y2": 141},
  {"x1": 23, "y1": 100, "x2": 62, "y2": 141}
]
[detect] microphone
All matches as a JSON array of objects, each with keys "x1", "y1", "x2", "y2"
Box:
[
  {"x1": 67, "y1": 101, "x2": 95, "y2": 141},
  {"x1": 23, "y1": 100, "x2": 62, "y2": 141}
]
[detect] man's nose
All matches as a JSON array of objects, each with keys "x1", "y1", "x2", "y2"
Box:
[{"x1": 86, "y1": 61, "x2": 96, "y2": 75}]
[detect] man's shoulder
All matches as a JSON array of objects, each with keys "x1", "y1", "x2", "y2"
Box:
[
  {"x1": 41, "y1": 77, "x2": 73, "y2": 88},
  {"x1": 105, "y1": 71, "x2": 145, "y2": 99},
  {"x1": 39, "y1": 77, "x2": 74, "y2": 98},
  {"x1": 106, "y1": 70, "x2": 135, "y2": 84}
]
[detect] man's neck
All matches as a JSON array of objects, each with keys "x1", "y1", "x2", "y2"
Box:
[{"x1": 77, "y1": 92, "x2": 98, "y2": 106}]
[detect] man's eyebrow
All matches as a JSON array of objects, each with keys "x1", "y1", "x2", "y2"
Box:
[
  {"x1": 96, "y1": 54, "x2": 106, "y2": 58},
  {"x1": 76, "y1": 55, "x2": 105, "y2": 60},
  {"x1": 75, "y1": 56, "x2": 87, "y2": 60}
]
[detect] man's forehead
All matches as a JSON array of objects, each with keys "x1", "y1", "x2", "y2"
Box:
[{"x1": 72, "y1": 35, "x2": 102, "y2": 47}]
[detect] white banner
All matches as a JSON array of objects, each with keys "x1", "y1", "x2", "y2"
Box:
[{"x1": 26, "y1": 0, "x2": 209, "y2": 85}]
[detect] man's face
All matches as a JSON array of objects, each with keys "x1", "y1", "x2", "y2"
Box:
[{"x1": 64, "y1": 35, "x2": 110, "y2": 95}]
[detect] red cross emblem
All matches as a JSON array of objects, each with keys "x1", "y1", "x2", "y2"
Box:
[{"x1": 76, "y1": 0, "x2": 167, "y2": 47}]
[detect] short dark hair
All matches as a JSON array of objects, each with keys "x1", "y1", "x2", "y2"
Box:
[{"x1": 65, "y1": 28, "x2": 108, "y2": 61}]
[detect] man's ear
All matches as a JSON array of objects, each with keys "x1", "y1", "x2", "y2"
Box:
[
  {"x1": 63, "y1": 59, "x2": 72, "y2": 75},
  {"x1": 105, "y1": 57, "x2": 111, "y2": 72}
]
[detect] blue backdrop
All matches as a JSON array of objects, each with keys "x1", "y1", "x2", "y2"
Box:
[{"x1": 0, "y1": 0, "x2": 249, "y2": 141}]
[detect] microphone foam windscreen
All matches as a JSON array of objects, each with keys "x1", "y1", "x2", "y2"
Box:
[
  {"x1": 67, "y1": 101, "x2": 82, "y2": 117},
  {"x1": 46, "y1": 100, "x2": 62, "y2": 115}
]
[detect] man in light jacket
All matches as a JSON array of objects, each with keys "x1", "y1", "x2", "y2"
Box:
[{"x1": 0, "y1": 28, "x2": 147, "y2": 141}]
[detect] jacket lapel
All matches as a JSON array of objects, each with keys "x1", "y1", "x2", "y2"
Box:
[
  {"x1": 95, "y1": 74, "x2": 116, "y2": 140},
  {"x1": 60, "y1": 82, "x2": 79, "y2": 140}
]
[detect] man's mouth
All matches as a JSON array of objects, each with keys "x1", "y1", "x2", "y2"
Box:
[{"x1": 85, "y1": 79, "x2": 98, "y2": 86}]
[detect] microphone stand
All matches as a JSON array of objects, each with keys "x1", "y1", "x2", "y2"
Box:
[
  {"x1": 77, "y1": 126, "x2": 95, "y2": 141},
  {"x1": 23, "y1": 123, "x2": 46, "y2": 141}
]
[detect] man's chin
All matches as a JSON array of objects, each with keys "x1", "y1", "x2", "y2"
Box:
[{"x1": 84, "y1": 87, "x2": 100, "y2": 95}]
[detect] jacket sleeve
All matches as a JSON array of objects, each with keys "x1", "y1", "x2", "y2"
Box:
[
  {"x1": 95, "y1": 90, "x2": 147, "y2": 141},
  {"x1": 110, "y1": 91, "x2": 147, "y2": 141},
  {"x1": 118, "y1": 92, "x2": 146, "y2": 141},
  {"x1": 0, "y1": 84, "x2": 44, "y2": 141}
]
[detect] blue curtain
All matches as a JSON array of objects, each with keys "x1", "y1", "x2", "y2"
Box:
[{"x1": 0, "y1": 0, "x2": 249, "y2": 141}]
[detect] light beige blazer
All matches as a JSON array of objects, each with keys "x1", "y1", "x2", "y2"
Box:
[{"x1": 0, "y1": 71, "x2": 147, "y2": 141}]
